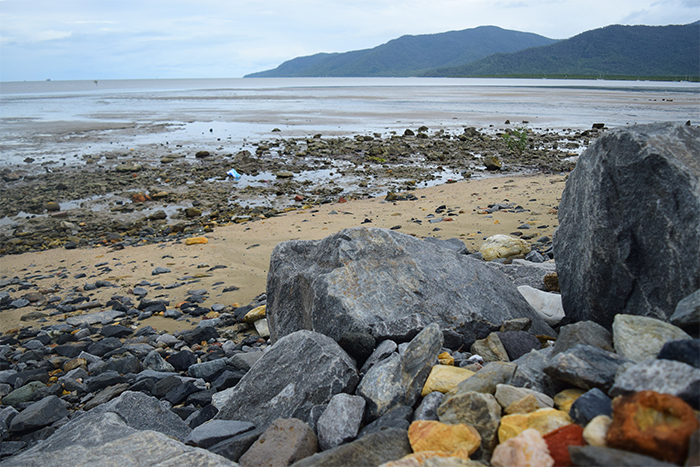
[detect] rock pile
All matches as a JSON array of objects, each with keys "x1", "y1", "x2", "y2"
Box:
[{"x1": 1, "y1": 122, "x2": 699, "y2": 466}]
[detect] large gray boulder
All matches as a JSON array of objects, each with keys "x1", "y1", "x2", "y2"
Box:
[
  {"x1": 554, "y1": 122, "x2": 700, "y2": 329},
  {"x1": 214, "y1": 330, "x2": 359, "y2": 429},
  {"x1": 266, "y1": 227, "x2": 555, "y2": 343}
]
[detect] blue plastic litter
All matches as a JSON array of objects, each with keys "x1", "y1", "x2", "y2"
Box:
[{"x1": 227, "y1": 168, "x2": 242, "y2": 180}]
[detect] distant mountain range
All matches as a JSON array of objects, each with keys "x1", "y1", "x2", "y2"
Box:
[{"x1": 246, "y1": 22, "x2": 699, "y2": 81}]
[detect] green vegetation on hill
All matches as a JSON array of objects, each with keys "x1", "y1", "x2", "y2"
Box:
[
  {"x1": 245, "y1": 26, "x2": 557, "y2": 77},
  {"x1": 425, "y1": 22, "x2": 700, "y2": 80}
]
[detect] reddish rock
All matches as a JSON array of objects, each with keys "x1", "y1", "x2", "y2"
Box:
[
  {"x1": 131, "y1": 192, "x2": 151, "y2": 203},
  {"x1": 606, "y1": 390, "x2": 699, "y2": 465},
  {"x1": 338, "y1": 197, "x2": 347, "y2": 203},
  {"x1": 294, "y1": 195, "x2": 304, "y2": 202},
  {"x1": 543, "y1": 423, "x2": 586, "y2": 467}
]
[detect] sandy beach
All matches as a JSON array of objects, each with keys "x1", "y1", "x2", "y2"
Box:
[{"x1": 0, "y1": 172, "x2": 565, "y2": 335}]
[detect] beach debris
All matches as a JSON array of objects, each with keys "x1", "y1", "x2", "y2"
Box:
[{"x1": 227, "y1": 168, "x2": 242, "y2": 180}]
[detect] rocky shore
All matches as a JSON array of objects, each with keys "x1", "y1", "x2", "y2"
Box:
[
  {"x1": 0, "y1": 122, "x2": 699, "y2": 467},
  {"x1": 0, "y1": 125, "x2": 587, "y2": 255}
]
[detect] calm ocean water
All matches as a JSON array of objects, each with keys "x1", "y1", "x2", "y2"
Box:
[{"x1": 0, "y1": 77, "x2": 698, "y2": 166}]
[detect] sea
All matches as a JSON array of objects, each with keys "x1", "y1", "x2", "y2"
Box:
[{"x1": 0, "y1": 77, "x2": 698, "y2": 166}]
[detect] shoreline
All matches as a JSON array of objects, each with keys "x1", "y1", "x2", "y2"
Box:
[{"x1": 0, "y1": 172, "x2": 566, "y2": 335}]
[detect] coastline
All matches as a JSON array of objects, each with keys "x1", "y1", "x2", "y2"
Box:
[{"x1": 0, "y1": 172, "x2": 565, "y2": 335}]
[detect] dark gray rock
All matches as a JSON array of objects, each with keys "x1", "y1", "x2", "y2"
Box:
[
  {"x1": 86, "y1": 337, "x2": 122, "y2": 357},
  {"x1": 228, "y1": 351, "x2": 263, "y2": 372},
  {"x1": 670, "y1": 289, "x2": 700, "y2": 336},
  {"x1": 337, "y1": 332, "x2": 376, "y2": 364},
  {"x1": 610, "y1": 358, "x2": 700, "y2": 408},
  {"x1": 165, "y1": 380, "x2": 199, "y2": 405},
  {"x1": 371, "y1": 314, "x2": 425, "y2": 343},
  {"x1": 142, "y1": 350, "x2": 175, "y2": 373},
  {"x1": 214, "y1": 330, "x2": 358, "y2": 430},
  {"x1": 316, "y1": 393, "x2": 365, "y2": 450},
  {"x1": 290, "y1": 427, "x2": 411, "y2": 467},
  {"x1": 569, "y1": 388, "x2": 612, "y2": 426},
  {"x1": 496, "y1": 331, "x2": 541, "y2": 360},
  {"x1": 359, "y1": 405, "x2": 413, "y2": 438},
  {"x1": 167, "y1": 349, "x2": 197, "y2": 371},
  {"x1": 554, "y1": 122, "x2": 700, "y2": 329},
  {"x1": 551, "y1": 320, "x2": 613, "y2": 356},
  {"x1": 188, "y1": 359, "x2": 228, "y2": 381},
  {"x1": 413, "y1": 392, "x2": 443, "y2": 422},
  {"x1": 99, "y1": 354, "x2": 141, "y2": 375},
  {"x1": 266, "y1": 227, "x2": 556, "y2": 343},
  {"x1": 179, "y1": 326, "x2": 219, "y2": 346},
  {"x1": 569, "y1": 445, "x2": 679, "y2": 467},
  {"x1": 184, "y1": 419, "x2": 255, "y2": 448},
  {"x1": 208, "y1": 426, "x2": 266, "y2": 462},
  {"x1": 359, "y1": 339, "x2": 397, "y2": 375},
  {"x1": 86, "y1": 370, "x2": 125, "y2": 393},
  {"x1": 9, "y1": 396, "x2": 69, "y2": 433},
  {"x1": 82, "y1": 383, "x2": 130, "y2": 411},
  {"x1": 657, "y1": 338, "x2": 700, "y2": 368},
  {"x1": 355, "y1": 323, "x2": 442, "y2": 421},
  {"x1": 544, "y1": 344, "x2": 632, "y2": 392}
]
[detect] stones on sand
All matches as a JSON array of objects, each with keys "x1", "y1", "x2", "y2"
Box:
[{"x1": 554, "y1": 122, "x2": 700, "y2": 329}]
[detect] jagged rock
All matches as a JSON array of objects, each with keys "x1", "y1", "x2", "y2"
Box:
[
  {"x1": 358, "y1": 405, "x2": 413, "y2": 438},
  {"x1": 612, "y1": 314, "x2": 691, "y2": 363},
  {"x1": 609, "y1": 359, "x2": 700, "y2": 408},
  {"x1": 356, "y1": 323, "x2": 443, "y2": 421},
  {"x1": 551, "y1": 321, "x2": 613, "y2": 356},
  {"x1": 290, "y1": 427, "x2": 411, "y2": 467},
  {"x1": 544, "y1": 344, "x2": 632, "y2": 392},
  {"x1": 414, "y1": 392, "x2": 444, "y2": 422},
  {"x1": 554, "y1": 122, "x2": 700, "y2": 329},
  {"x1": 657, "y1": 338, "x2": 700, "y2": 368},
  {"x1": 8, "y1": 396, "x2": 68, "y2": 433},
  {"x1": 142, "y1": 350, "x2": 175, "y2": 373},
  {"x1": 408, "y1": 420, "x2": 481, "y2": 457},
  {"x1": 470, "y1": 332, "x2": 509, "y2": 363},
  {"x1": 569, "y1": 445, "x2": 679, "y2": 467},
  {"x1": 214, "y1": 330, "x2": 358, "y2": 429},
  {"x1": 494, "y1": 384, "x2": 553, "y2": 410},
  {"x1": 670, "y1": 289, "x2": 700, "y2": 336},
  {"x1": 569, "y1": 388, "x2": 612, "y2": 426},
  {"x1": 238, "y1": 419, "x2": 317, "y2": 467},
  {"x1": 360, "y1": 339, "x2": 397, "y2": 375},
  {"x1": 448, "y1": 362, "x2": 517, "y2": 396},
  {"x1": 184, "y1": 419, "x2": 255, "y2": 449},
  {"x1": 317, "y1": 393, "x2": 365, "y2": 450},
  {"x1": 266, "y1": 227, "x2": 555, "y2": 343},
  {"x1": 510, "y1": 348, "x2": 563, "y2": 397},
  {"x1": 438, "y1": 391, "x2": 502, "y2": 456},
  {"x1": 496, "y1": 331, "x2": 541, "y2": 361}
]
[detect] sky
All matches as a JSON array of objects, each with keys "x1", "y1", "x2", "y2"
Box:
[{"x1": 0, "y1": 0, "x2": 698, "y2": 82}]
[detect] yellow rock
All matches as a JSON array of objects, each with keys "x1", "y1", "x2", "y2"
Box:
[
  {"x1": 498, "y1": 408, "x2": 572, "y2": 443},
  {"x1": 438, "y1": 351, "x2": 454, "y2": 366},
  {"x1": 185, "y1": 237, "x2": 208, "y2": 245},
  {"x1": 421, "y1": 365, "x2": 475, "y2": 396},
  {"x1": 479, "y1": 234, "x2": 530, "y2": 261},
  {"x1": 553, "y1": 388, "x2": 585, "y2": 413},
  {"x1": 582, "y1": 414, "x2": 612, "y2": 447},
  {"x1": 504, "y1": 394, "x2": 541, "y2": 415},
  {"x1": 244, "y1": 305, "x2": 266, "y2": 324},
  {"x1": 409, "y1": 420, "x2": 481, "y2": 456},
  {"x1": 205, "y1": 311, "x2": 220, "y2": 319}
]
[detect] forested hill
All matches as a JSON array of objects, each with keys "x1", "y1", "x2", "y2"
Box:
[
  {"x1": 425, "y1": 22, "x2": 700, "y2": 80},
  {"x1": 245, "y1": 26, "x2": 557, "y2": 77}
]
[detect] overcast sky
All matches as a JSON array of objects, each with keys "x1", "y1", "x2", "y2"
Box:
[{"x1": 0, "y1": 0, "x2": 697, "y2": 82}]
